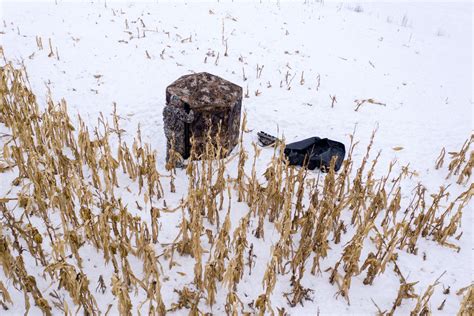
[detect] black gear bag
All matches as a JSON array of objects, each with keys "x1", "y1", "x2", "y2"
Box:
[{"x1": 283, "y1": 137, "x2": 345, "y2": 172}]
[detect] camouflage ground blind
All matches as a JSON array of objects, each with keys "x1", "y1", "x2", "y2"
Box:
[{"x1": 164, "y1": 72, "x2": 243, "y2": 160}]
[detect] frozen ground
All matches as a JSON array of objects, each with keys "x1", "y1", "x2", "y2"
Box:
[{"x1": 0, "y1": 0, "x2": 472, "y2": 315}]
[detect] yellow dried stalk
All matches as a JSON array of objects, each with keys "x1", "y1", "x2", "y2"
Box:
[
  {"x1": 1, "y1": 58, "x2": 472, "y2": 315},
  {"x1": 264, "y1": 141, "x2": 287, "y2": 223},
  {"x1": 334, "y1": 220, "x2": 373, "y2": 303},
  {"x1": 457, "y1": 150, "x2": 473, "y2": 185},
  {"x1": 225, "y1": 290, "x2": 244, "y2": 316},
  {"x1": 388, "y1": 280, "x2": 419, "y2": 315},
  {"x1": 287, "y1": 199, "x2": 316, "y2": 306},
  {"x1": 410, "y1": 272, "x2": 444, "y2": 315},
  {"x1": 256, "y1": 251, "x2": 278, "y2": 315},
  {"x1": 111, "y1": 273, "x2": 132, "y2": 316},
  {"x1": 169, "y1": 286, "x2": 200, "y2": 312},
  {"x1": 224, "y1": 212, "x2": 250, "y2": 291},
  {"x1": 0, "y1": 280, "x2": 13, "y2": 310},
  {"x1": 138, "y1": 244, "x2": 166, "y2": 315},
  {"x1": 246, "y1": 142, "x2": 262, "y2": 214},
  {"x1": 361, "y1": 224, "x2": 401, "y2": 285},
  {"x1": 272, "y1": 164, "x2": 295, "y2": 272},
  {"x1": 0, "y1": 232, "x2": 21, "y2": 287},
  {"x1": 312, "y1": 161, "x2": 338, "y2": 274},
  {"x1": 205, "y1": 209, "x2": 231, "y2": 307},
  {"x1": 173, "y1": 206, "x2": 193, "y2": 257},
  {"x1": 349, "y1": 129, "x2": 378, "y2": 226},
  {"x1": 457, "y1": 284, "x2": 473, "y2": 316},
  {"x1": 381, "y1": 186, "x2": 401, "y2": 228},
  {"x1": 236, "y1": 112, "x2": 248, "y2": 202},
  {"x1": 205, "y1": 207, "x2": 231, "y2": 292},
  {"x1": 404, "y1": 186, "x2": 447, "y2": 253},
  {"x1": 0, "y1": 231, "x2": 52, "y2": 315},
  {"x1": 446, "y1": 135, "x2": 473, "y2": 179},
  {"x1": 284, "y1": 271, "x2": 314, "y2": 308},
  {"x1": 429, "y1": 186, "x2": 472, "y2": 250},
  {"x1": 254, "y1": 293, "x2": 271, "y2": 316},
  {"x1": 435, "y1": 147, "x2": 445, "y2": 169},
  {"x1": 292, "y1": 202, "x2": 316, "y2": 275}
]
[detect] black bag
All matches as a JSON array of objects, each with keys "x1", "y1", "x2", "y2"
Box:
[{"x1": 284, "y1": 137, "x2": 345, "y2": 172}]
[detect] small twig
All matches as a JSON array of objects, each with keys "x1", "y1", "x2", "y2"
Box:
[
  {"x1": 330, "y1": 95, "x2": 337, "y2": 108},
  {"x1": 300, "y1": 71, "x2": 305, "y2": 85},
  {"x1": 48, "y1": 38, "x2": 54, "y2": 57},
  {"x1": 354, "y1": 98, "x2": 386, "y2": 112}
]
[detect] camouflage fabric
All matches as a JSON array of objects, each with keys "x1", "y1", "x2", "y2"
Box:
[
  {"x1": 163, "y1": 95, "x2": 194, "y2": 166},
  {"x1": 165, "y1": 72, "x2": 242, "y2": 158}
]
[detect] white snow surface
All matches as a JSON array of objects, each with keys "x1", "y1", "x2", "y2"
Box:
[{"x1": 0, "y1": 0, "x2": 472, "y2": 315}]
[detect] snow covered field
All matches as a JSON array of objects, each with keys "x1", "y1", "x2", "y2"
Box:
[{"x1": 0, "y1": 0, "x2": 472, "y2": 315}]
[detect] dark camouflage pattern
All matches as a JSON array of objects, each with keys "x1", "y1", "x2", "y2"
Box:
[
  {"x1": 163, "y1": 95, "x2": 194, "y2": 165},
  {"x1": 164, "y1": 72, "x2": 242, "y2": 159}
]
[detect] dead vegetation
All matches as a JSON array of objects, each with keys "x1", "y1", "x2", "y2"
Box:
[{"x1": 0, "y1": 58, "x2": 472, "y2": 315}]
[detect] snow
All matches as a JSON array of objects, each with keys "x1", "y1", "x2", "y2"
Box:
[{"x1": 0, "y1": 0, "x2": 472, "y2": 315}]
